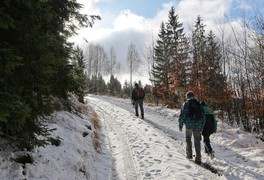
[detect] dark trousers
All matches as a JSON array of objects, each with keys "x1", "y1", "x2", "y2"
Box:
[
  {"x1": 203, "y1": 135, "x2": 213, "y2": 153},
  {"x1": 135, "y1": 99, "x2": 144, "y2": 118}
]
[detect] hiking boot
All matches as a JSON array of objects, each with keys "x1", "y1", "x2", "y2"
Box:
[
  {"x1": 205, "y1": 149, "x2": 209, "y2": 154},
  {"x1": 141, "y1": 115, "x2": 144, "y2": 119},
  {"x1": 194, "y1": 159, "x2": 202, "y2": 164},
  {"x1": 186, "y1": 156, "x2": 192, "y2": 160},
  {"x1": 209, "y1": 150, "x2": 215, "y2": 158}
]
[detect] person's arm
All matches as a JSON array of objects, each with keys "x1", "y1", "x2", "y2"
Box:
[
  {"x1": 201, "y1": 106, "x2": 206, "y2": 127},
  {"x1": 213, "y1": 114, "x2": 217, "y2": 133},
  {"x1": 131, "y1": 89, "x2": 135, "y2": 101},
  {"x1": 179, "y1": 102, "x2": 188, "y2": 131}
]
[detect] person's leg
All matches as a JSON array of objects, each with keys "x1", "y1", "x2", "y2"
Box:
[
  {"x1": 138, "y1": 99, "x2": 144, "y2": 119},
  {"x1": 134, "y1": 101, "x2": 139, "y2": 116},
  {"x1": 185, "y1": 128, "x2": 193, "y2": 159},
  {"x1": 203, "y1": 135, "x2": 212, "y2": 154},
  {"x1": 193, "y1": 129, "x2": 202, "y2": 163}
]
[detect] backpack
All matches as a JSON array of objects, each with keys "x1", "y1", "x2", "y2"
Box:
[
  {"x1": 137, "y1": 88, "x2": 145, "y2": 98},
  {"x1": 188, "y1": 99, "x2": 203, "y2": 120}
]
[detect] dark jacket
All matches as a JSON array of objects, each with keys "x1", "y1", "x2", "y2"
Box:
[
  {"x1": 202, "y1": 105, "x2": 217, "y2": 136},
  {"x1": 132, "y1": 87, "x2": 145, "y2": 101},
  {"x1": 178, "y1": 98, "x2": 205, "y2": 130}
]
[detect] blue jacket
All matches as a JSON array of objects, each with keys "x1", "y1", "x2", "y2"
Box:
[{"x1": 178, "y1": 98, "x2": 205, "y2": 130}]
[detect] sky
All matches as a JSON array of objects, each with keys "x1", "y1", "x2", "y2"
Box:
[
  {"x1": 73, "y1": 0, "x2": 263, "y2": 85},
  {"x1": 1, "y1": 95, "x2": 263, "y2": 179}
]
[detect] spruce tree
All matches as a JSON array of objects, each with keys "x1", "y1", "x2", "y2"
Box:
[
  {"x1": 151, "y1": 22, "x2": 171, "y2": 100},
  {"x1": 97, "y1": 74, "x2": 107, "y2": 94},
  {"x1": 190, "y1": 16, "x2": 207, "y2": 98},
  {"x1": 166, "y1": 6, "x2": 190, "y2": 105},
  {"x1": 0, "y1": 0, "x2": 100, "y2": 149},
  {"x1": 203, "y1": 31, "x2": 232, "y2": 109},
  {"x1": 108, "y1": 75, "x2": 122, "y2": 96},
  {"x1": 151, "y1": 7, "x2": 189, "y2": 107},
  {"x1": 71, "y1": 46, "x2": 88, "y2": 103}
]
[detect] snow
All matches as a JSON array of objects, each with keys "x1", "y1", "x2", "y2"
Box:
[{"x1": 0, "y1": 94, "x2": 263, "y2": 180}]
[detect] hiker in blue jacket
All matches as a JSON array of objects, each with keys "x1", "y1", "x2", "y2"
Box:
[
  {"x1": 131, "y1": 83, "x2": 145, "y2": 119},
  {"x1": 178, "y1": 91, "x2": 205, "y2": 164},
  {"x1": 200, "y1": 101, "x2": 217, "y2": 157}
]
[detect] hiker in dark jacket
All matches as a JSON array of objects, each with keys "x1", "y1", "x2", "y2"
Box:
[
  {"x1": 178, "y1": 91, "x2": 205, "y2": 164},
  {"x1": 131, "y1": 83, "x2": 145, "y2": 119},
  {"x1": 200, "y1": 101, "x2": 217, "y2": 157}
]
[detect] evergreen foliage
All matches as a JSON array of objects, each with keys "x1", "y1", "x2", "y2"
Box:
[
  {"x1": 189, "y1": 17, "x2": 232, "y2": 110},
  {"x1": 71, "y1": 46, "x2": 88, "y2": 103},
  {"x1": 123, "y1": 80, "x2": 132, "y2": 97},
  {"x1": 107, "y1": 75, "x2": 122, "y2": 96},
  {"x1": 0, "y1": 0, "x2": 100, "y2": 149},
  {"x1": 190, "y1": 16, "x2": 207, "y2": 90},
  {"x1": 87, "y1": 74, "x2": 107, "y2": 94},
  {"x1": 202, "y1": 31, "x2": 232, "y2": 109},
  {"x1": 151, "y1": 7, "x2": 188, "y2": 107}
]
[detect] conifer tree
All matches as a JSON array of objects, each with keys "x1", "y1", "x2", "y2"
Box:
[
  {"x1": 108, "y1": 75, "x2": 122, "y2": 96},
  {"x1": 151, "y1": 7, "x2": 188, "y2": 107},
  {"x1": 97, "y1": 74, "x2": 107, "y2": 94},
  {"x1": 190, "y1": 16, "x2": 207, "y2": 98},
  {"x1": 71, "y1": 46, "x2": 88, "y2": 103},
  {"x1": 166, "y1": 7, "x2": 190, "y2": 105},
  {"x1": 151, "y1": 22, "x2": 171, "y2": 101},
  {"x1": 203, "y1": 31, "x2": 232, "y2": 109},
  {"x1": 0, "y1": 0, "x2": 100, "y2": 149},
  {"x1": 123, "y1": 80, "x2": 131, "y2": 97}
]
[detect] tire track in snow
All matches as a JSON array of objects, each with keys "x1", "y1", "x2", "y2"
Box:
[
  {"x1": 87, "y1": 96, "x2": 211, "y2": 180},
  {"x1": 88, "y1": 97, "x2": 139, "y2": 180}
]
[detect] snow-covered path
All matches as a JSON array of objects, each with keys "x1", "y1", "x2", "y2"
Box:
[
  {"x1": 87, "y1": 95, "x2": 264, "y2": 180},
  {"x1": 87, "y1": 95, "x2": 220, "y2": 180}
]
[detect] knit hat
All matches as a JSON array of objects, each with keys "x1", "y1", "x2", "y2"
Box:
[
  {"x1": 200, "y1": 101, "x2": 206, "y2": 106},
  {"x1": 186, "y1": 91, "x2": 195, "y2": 99}
]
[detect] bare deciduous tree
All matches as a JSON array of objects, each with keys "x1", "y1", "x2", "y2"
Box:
[{"x1": 127, "y1": 43, "x2": 140, "y2": 89}]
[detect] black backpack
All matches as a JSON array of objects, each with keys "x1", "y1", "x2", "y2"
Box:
[
  {"x1": 188, "y1": 99, "x2": 203, "y2": 120},
  {"x1": 137, "y1": 88, "x2": 145, "y2": 98}
]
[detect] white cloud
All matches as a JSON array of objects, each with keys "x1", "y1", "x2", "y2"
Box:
[
  {"x1": 77, "y1": 0, "x2": 101, "y2": 14},
  {"x1": 73, "y1": 0, "x2": 250, "y2": 85},
  {"x1": 113, "y1": 10, "x2": 150, "y2": 32},
  {"x1": 176, "y1": 0, "x2": 232, "y2": 31}
]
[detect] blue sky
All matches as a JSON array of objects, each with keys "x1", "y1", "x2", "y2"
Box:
[
  {"x1": 90, "y1": 0, "x2": 262, "y2": 20},
  {"x1": 75, "y1": 0, "x2": 263, "y2": 84},
  {"x1": 96, "y1": 0, "x2": 175, "y2": 18}
]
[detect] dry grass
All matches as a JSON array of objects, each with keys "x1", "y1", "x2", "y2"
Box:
[
  {"x1": 68, "y1": 98, "x2": 102, "y2": 153},
  {"x1": 91, "y1": 112, "x2": 101, "y2": 130},
  {"x1": 91, "y1": 111, "x2": 101, "y2": 152}
]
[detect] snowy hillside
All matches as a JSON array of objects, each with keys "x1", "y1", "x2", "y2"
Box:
[
  {"x1": 0, "y1": 100, "x2": 112, "y2": 180},
  {"x1": 0, "y1": 95, "x2": 263, "y2": 180}
]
